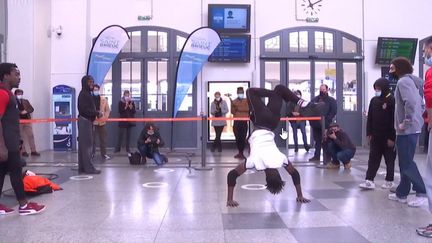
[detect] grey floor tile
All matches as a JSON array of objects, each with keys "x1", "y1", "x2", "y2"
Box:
[
  {"x1": 159, "y1": 213, "x2": 224, "y2": 231},
  {"x1": 307, "y1": 189, "x2": 359, "y2": 199},
  {"x1": 155, "y1": 230, "x2": 225, "y2": 243},
  {"x1": 333, "y1": 181, "x2": 364, "y2": 189},
  {"x1": 271, "y1": 199, "x2": 329, "y2": 212},
  {"x1": 289, "y1": 226, "x2": 370, "y2": 243},
  {"x1": 224, "y1": 229, "x2": 299, "y2": 243},
  {"x1": 222, "y1": 212, "x2": 287, "y2": 230},
  {"x1": 279, "y1": 211, "x2": 348, "y2": 228}
]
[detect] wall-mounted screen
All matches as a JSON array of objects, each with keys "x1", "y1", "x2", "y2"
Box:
[
  {"x1": 375, "y1": 37, "x2": 418, "y2": 65},
  {"x1": 208, "y1": 4, "x2": 251, "y2": 33},
  {"x1": 209, "y1": 35, "x2": 251, "y2": 63}
]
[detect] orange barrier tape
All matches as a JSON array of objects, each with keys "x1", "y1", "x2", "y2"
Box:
[{"x1": 20, "y1": 116, "x2": 321, "y2": 124}]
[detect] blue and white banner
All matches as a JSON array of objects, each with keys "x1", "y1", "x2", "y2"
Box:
[
  {"x1": 87, "y1": 25, "x2": 130, "y2": 86},
  {"x1": 173, "y1": 27, "x2": 221, "y2": 117}
]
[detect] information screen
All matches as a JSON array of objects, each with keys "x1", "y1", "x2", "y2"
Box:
[
  {"x1": 208, "y1": 4, "x2": 250, "y2": 33},
  {"x1": 375, "y1": 37, "x2": 418, "y2": 65},
  {"x1": 209, "y1": 35, "x2": 250, "y2": 63}
]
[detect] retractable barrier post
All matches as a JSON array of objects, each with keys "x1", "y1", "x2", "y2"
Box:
[{"x1": 195, "y1": 115, "x2": 212, "y2": 171}]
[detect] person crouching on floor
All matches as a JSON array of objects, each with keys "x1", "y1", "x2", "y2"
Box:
[
  {"x1": 137, "y1": 123, "x2": 168, "y2": 165},
  {"x1": 322, "y1": 123, "x2": 356, "y2": 170}
]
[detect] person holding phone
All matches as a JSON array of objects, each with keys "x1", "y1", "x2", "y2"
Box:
[{"x1": 115, "y1": 90, "x2": 136, "y2": 153}]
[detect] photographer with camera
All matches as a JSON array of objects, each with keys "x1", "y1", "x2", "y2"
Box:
[
  {"x1": 210, "y1": 91, "x2": 228, "y2": 152},
  {"x1": 137, "y1": 123, "x2": 167, "y2": 165},
  {"x1": 322, "y1": 123, "x2": 356, "y2": 170}
]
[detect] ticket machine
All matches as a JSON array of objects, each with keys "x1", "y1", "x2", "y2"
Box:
[{"x1": 52, "y1": 85, "x2": 76, "y2": 150}]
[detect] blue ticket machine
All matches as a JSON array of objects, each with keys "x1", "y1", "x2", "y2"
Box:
[{"x1": 52, "y1": 85, "x2": 76, "y2": 150}]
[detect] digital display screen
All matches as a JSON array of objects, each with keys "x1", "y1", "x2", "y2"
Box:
[
  {"x1": 209, "y1": 35, "x2": 250, "y2": 63},
  {"x1": 375, "y1": 37, "x2": 418, "y2": 65},
  {"x1": 208, "y1": 4, "x2": 250, "y2": 33}
]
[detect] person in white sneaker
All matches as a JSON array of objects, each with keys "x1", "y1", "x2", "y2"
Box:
[
  {"x1": 359, "y1": 78, "x2": 396, "y2": 190},
  {"x1": 0, "y1": 63, "x2": 46, "y2": 216},
  {"x1": 418, "y1": 37, "x2": 432, "y2": 237},
  {"x1": 387, "y1": 57, "x2": 428, "y2": 207}
]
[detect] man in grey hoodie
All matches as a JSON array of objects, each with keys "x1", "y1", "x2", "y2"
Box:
[{"x1": 388, "y1": 57, "x2": 427, "y2": 207}]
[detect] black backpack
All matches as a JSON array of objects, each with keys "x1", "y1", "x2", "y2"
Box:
[{"x1": 128, "y1": 152, "x2": 142, "y2": 165}]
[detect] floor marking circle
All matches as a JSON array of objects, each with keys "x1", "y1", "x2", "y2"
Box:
[
  {"x1": 70, "y1": 175, "x2": 94, "y2": 181},
  {"x1": 241, "y1": 184, "x2": 267, "y2": 190},
  {"x1": 142, "y1": 182, "x2": 168, "y2": 188},
  {"x1": 154, "y1": 168, "x2": 175, "y2": 173}
]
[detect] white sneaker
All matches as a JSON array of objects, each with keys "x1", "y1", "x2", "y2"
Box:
[
  {"x1": 408, "y1": 196, "x2": 428, "y2": 207},
  {"x1": 381, "y1": 181, "x2": 394, "y2": 189},
  {"x1": 103, "y1": 155, "x2": 111, "y2": 160},
  {"x1": 388, "y1": 193, "x2": 407, "y2": 203},
  {"x1": 359, "y1": 180, "x2": 375, "y2": 189}
]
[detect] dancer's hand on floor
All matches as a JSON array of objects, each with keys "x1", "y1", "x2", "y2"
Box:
[
  {"x1": 226, "y1": 200, "x2": 239, "y2": 207},
  {"x1": 296, "y1": 196, "x2": 311, "y2": 203}
]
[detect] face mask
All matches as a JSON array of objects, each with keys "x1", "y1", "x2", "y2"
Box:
[
  {"x1": 425, "y1": 56, "x2": 432, "y2": 66},
  {"x1": 93, "y1": 91, "x2": 100, "y2": 96},
  {"x1": 319, "y1": 91, "x2": 327, "y2": 97},
  {"x1": 388, "y1": 72, "x2": 398, "y2": 81},
  {"x1": 375, "y1": 91, "x2": 382, "y2": 97},
  {"x1": 238, "y1": 94, "x2": 244, "y2": 99},
  {"x1": 147, "y1": 130, "x2": 154, "y2": 135},
  {"x1": 215, "y1": 97, "x2": 221, "y2": 101},
  {"x1": 16, "y1": 95, "x2": 23, "y2": 99}
]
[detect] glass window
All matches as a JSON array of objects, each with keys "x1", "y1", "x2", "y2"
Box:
[
  {"x1": 289, "y1": 32, "x2": 299, "y2": 52},
  {"x1": 288, "y1": 61, "x2": 311, "y2": 101},
  {"x1": 147, "y1": 31, "x2": 168, "y2": 52},
  {"x1": 343, "y1": 63, "x2": 357, "y2": 111},
  {"x1": 131, "y1": 31, "x2": 141, "y2": 53},
  {"x1": 342, "y1": 37, "x2": 357, "y2": 53},
  {"x1": 265, "y1": 36, "x2": 280, "y2": 52},
  {"x1": 315, "y1": 31, "x2": 334, "y2": 53},
  {"x1": 176, "y1": 36, "x2": 186, "y2": 52},
  {"x1": 100, "y1": 67, "x2": 113, "y2": 110},
  {"x1": 315, "y1": 61, "x2": 336, "y2": 99},
  {"x1": 315, "y1": 31, "x2": 324, "y2": 53},
  {"x1": 147, "y1": 60, "x2": 168, "y2": 111},
  {"x1": 324, "y1": 32, "x2": 334, "y2": 53},
  {"x1": 264, "y1": 61, "x2": 281, "y2": 104},
  {"x1": 299, "y1": 31, "x2": 308, "y2": 52},
  {"x1": 121, "y1": 61, "x2": 142, "y2": 110},
  {"x1": 207, "y1": 81, "x2": 249, "y2": 141},
  {"x1": 121, "y1": 32, "x2": 132, "y2": 52}
]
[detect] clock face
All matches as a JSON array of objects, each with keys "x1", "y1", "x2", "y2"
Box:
[{"x1": 298, "y1": 0, "x2": 323, "y2": 17}]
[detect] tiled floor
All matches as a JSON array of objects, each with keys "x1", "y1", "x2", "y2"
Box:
[{"x1": 1, "y1": 147, "x2": 431, "y2": 243}]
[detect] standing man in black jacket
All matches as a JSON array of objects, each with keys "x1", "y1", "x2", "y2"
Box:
[
  {"x1": 78, "y1": 75, "x2": 101, "y2": 174},
  {"x1": 309, "y1": 84, "x2": 337, "y2": 162},
  {"x1": 359, "y1": 78, "x2": 396, "y2": 189}
]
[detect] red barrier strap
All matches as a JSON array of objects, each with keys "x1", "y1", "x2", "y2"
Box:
[{"x1": 20, "y1": 116, "x2": 321, "y2": 124}]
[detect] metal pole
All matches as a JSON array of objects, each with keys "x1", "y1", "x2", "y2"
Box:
[
  {"x1": 195, "y1": 114, "x2": 212, "y2": 171},
  {"x1": 285, "y1": 119, "x2": 289, "y2": 157}
]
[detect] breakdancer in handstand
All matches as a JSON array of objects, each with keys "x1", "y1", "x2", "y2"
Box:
[{"x1": 227, "y1": 85, "x2": 318, "y2": 207}]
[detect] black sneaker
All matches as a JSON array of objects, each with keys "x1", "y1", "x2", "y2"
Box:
[
  {"x1": 30, "y1": 152, "x2": 41, "y2": 156},
  {"x1": 22, "y1": 152, "x2": 29, "y2": 157},
  {"x1": 309, "y1": 156, "x2": 320, "y2": 162}
]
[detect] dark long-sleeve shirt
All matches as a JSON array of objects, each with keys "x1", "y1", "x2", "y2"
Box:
[{"x1": 367, "y1": 94, "x2": 396, "y2": 141}]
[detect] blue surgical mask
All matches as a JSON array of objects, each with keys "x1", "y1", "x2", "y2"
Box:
[
  {"x1": 93, "y1": 91, "x2": 100, "y2": 96},
  {"x1": 238, "y1": 94, "x2": 244, "y2": 99},
  {"x1": 387, "y1": 72, "x2": 398, "y2": 81},
  {"x1": 425, "y1": 56, "x2": 432, "y2": 66},
  {"x1": 375, "y1": 91, "x2": 381, "y2": 97}
]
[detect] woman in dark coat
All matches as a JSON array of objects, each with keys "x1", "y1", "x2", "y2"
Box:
[{"x1": 115, "y1": 90, "x2": 136, "y2": 153}]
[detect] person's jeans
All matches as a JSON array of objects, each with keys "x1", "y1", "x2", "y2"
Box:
[
  {"x1": 291, "y1": 121, "x2": 308, "y2": 149},
  {"x1": 425, "y1": 128, "x2": 432, "y2": 212},
  {"x1": 325, "y1": 141, "x2": 355, "y2": 165},
  {"x1": 396, "y1": 134, "x2": 427, "y2": 198},
  {"x1": 138, "y1": 144, "x2": 163, "y2": 166}
]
